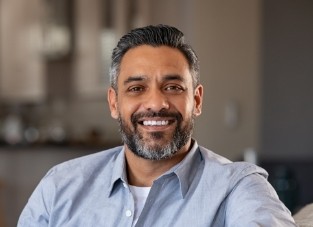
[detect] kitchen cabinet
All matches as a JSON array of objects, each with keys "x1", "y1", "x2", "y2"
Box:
[
  {"x1": 0, "y1": 0, "x2": 46, "y2": 103},
  {"x1": 73, "y1": 0, "x2": 150, "y2": 99}
]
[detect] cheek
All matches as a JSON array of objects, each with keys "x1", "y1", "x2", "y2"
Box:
[
  {"x1": 170, "y1": 99, "x2": 192, "y2": 117},
  {"x1": 117, "y1": 99, "x2": 140, "y2": 120},
  {"x1": 183, "y1": 94, "x2": 195, "y2": 110}
]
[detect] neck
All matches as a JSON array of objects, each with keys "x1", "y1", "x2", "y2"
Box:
[{"x1": 125, "y1": 141, "x2": 192, "y2": 187}]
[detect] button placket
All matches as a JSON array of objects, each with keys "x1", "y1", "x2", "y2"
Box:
[{"x1": 122, "y1": 181, "x2": 135, "y2": 223}]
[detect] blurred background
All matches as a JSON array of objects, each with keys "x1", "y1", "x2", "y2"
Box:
[{"x1": 0, "y1": 0, "x2": 312, "y2": 226}]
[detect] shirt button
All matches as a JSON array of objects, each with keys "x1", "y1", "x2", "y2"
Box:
[{"x1": 125, "y1": 210, "x2": 132, "y2": 217}]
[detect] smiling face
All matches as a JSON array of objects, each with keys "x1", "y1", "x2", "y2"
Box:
[{"x1": 108, "y1": 45, "x2": 203, "y2": 160}]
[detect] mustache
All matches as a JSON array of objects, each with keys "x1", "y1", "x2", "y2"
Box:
[{"x1": 131, "y1": 110, "x2": 183, "y2": 124}]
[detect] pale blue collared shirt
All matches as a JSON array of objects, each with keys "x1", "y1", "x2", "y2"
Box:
[{"x1": 18, "y1": 140, "x2": 296, "y2": 226}]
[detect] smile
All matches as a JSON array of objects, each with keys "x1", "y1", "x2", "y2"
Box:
[{"x1": 142, "y1": 120, "x2": 169, "y2": 126}]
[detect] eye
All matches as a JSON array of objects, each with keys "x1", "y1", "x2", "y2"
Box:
[
  {"x1": 127, "y1": 86, "x2": 145, "y2": 93},
  {"x1": 164, "y1": 84, "x2": 185, "y2": 93}
]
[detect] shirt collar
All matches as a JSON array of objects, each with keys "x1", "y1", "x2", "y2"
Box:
[
  {"x1": 107, "y1": 146, "x2": 128, "y2": 197},
  {"x1": 165, "y1": 139, "x2": 203, "y2": 198},
  {"x1": 107, "y1": 140, "x2": 203, "y2": 198}
]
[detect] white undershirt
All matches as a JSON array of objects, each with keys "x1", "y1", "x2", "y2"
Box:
[{"x1": 129, "y1": 185, "x2": 151, "y2": 226}]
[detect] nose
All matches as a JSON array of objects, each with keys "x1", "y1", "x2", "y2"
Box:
[{"x1": 143, "y1": 89, "x2": 170, "y2": 112}]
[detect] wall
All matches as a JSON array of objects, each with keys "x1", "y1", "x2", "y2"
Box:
[{"x1": 261, "y1": 0, "x2": 313, "y2": 160}]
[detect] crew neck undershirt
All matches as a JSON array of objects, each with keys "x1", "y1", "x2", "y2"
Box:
[{"x1": 129, "y1": 185, "x2": 151, "y2": 226}]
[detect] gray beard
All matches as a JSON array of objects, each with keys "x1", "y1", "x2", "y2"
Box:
[{"x1": 117, "y1": 111, "x2": 194, "y2": 160}]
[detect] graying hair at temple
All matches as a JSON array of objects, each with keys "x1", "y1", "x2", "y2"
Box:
[{"x1": 109, "y1": 24, "x2": 200, "y2": 91}]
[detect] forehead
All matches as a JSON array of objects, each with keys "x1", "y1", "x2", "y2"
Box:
[{"x1": 119, "y1": 45, "x2": 191, "y2": 80}]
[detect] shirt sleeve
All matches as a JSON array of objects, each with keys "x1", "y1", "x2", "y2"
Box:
[
  {"x1": 225, "y1": 172, "x2": 297, "y2": 227},
  {"x1": 17, "y1": 175, "x2": 52, "y2": 227}
]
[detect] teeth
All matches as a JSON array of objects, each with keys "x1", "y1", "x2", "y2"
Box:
[{"x1": 143, "y1": 120, "x2": 169, "y2": 126}]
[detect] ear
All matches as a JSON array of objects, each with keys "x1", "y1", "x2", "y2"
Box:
[
  {"x1": 193, "y1": 84, "x2": 203, "y2": 117},
  {"x1": 107, "y1": 87, "x2": 119, "y2": 119}
]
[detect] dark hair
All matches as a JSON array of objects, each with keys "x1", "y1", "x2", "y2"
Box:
[{"x1": 109, "y1": 24, "x2": 200, "y2": 91}]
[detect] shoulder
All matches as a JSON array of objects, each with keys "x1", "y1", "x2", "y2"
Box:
[
  {"x1": 198, "y1": 146, "x2": 268, "y2": 186},
  {"x1": 44, "y1": 146, "x2": 123, "y2": 183}
]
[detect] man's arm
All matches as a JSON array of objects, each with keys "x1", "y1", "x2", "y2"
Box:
[
  {"x1": 17, "y1": 178, "x2": 51, "y2": 227},
  {"x1": 225, "y1": 173, "x2": 296, "y2": 226}
]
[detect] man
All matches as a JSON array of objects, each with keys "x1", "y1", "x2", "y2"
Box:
[{"x1": 18, "y1": 25, "x2": 296, "y2": 226}]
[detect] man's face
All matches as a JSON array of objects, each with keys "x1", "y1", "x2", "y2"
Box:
[{"x1": 108, "y1": 45, "x2": 203, "y2": 160}]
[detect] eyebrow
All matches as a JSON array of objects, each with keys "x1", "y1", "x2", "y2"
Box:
[
  {"x1": 123, "y1": 75, "x2": 146, "y2": 85},
  {"x1": 163, "y1": 74, "x2": 185, "y2": 82}
]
